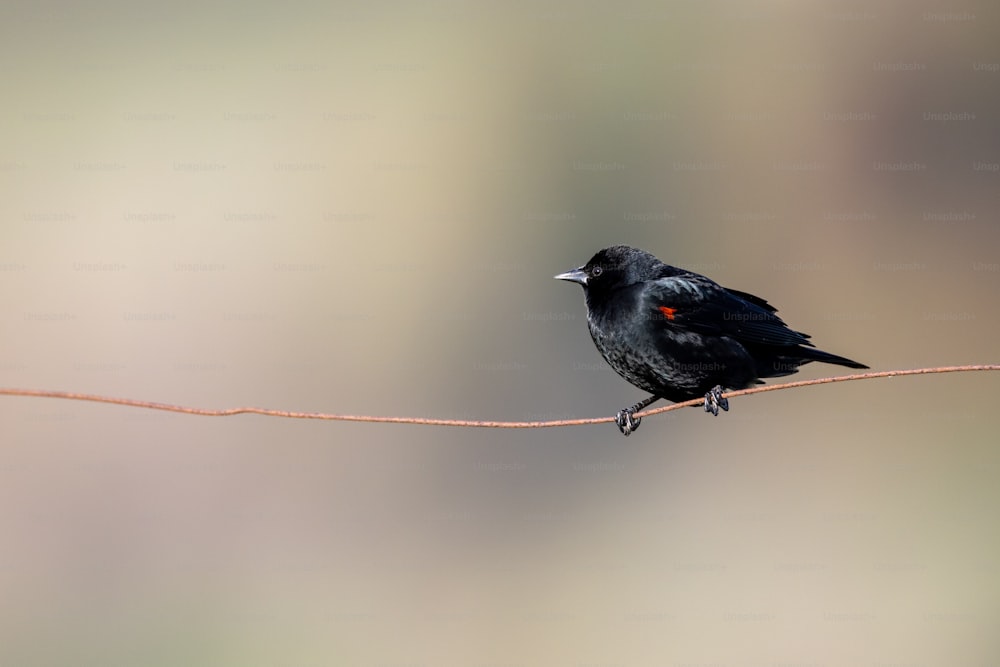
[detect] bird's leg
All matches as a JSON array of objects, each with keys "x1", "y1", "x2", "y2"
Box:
[
  {"x1": 703, "y1": 385, "x2": 729, "y2": 416},
  {"x1": 615, "y1": 395, "x2": 660, "y2": 436}
]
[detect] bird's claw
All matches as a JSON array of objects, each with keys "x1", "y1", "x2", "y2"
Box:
[
  {"x1": 703, "y1": 385, "x2": 729, "y2": 416},
  {"x1": 615, "y1": 408, "x2": 641, "y2": 436}
]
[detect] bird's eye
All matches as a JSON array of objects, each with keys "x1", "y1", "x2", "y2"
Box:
[{"x1": 591, "y1": 266, "x2": 603, "y2": 277}]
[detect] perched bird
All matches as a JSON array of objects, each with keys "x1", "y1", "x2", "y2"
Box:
[{"x1": 555, "y1": 245, "x2": 868, "y2": 436}]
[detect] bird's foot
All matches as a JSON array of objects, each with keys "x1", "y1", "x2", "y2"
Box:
[
  {"x1": 703, "y1": 385, "x2": 729, "y2": 416},
  {"x1": 613, "y1": 395, "x2": 660, "y2": 436},
  {"x1": 615, "y1": 408, "x2": 641, "y2": 436}
]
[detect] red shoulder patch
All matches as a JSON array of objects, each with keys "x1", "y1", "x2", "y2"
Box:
[{"x1": 658, "y1": 306, "x2": 677, "y2": 320}]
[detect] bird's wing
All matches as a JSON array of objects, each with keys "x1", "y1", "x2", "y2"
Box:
[{"x1": 640, "y1": 275, "x2": 814, "y2": 347}]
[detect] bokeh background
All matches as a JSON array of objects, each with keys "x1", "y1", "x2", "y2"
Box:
[{"x1": 2, "y1": 1, "x2": 999, "y2": 664}]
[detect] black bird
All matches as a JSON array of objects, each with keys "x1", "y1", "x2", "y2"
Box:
[{"x1": 556, "y1": 245, "x2": 868, "y2": 436}]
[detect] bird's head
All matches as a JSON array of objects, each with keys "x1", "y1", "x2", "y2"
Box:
[{"x1": 554, "y1": 245, "x2": 664, "y2": 296}]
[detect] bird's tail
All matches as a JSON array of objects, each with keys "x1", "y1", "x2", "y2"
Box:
[{"x1": 797, "y1": 346, "x2": 869, "y2": 370}]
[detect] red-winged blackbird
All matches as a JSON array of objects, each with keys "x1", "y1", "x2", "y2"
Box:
[{"x1": 556, "y1": 245, "x2": 868, "y2": 436}]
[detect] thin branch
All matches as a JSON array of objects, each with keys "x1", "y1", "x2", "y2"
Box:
[{"x1": 1, "y1": 365, "x2": 996, "y2": 429}]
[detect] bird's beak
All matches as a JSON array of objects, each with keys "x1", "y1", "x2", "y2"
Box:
[{"x1": 554, "y1": 266, "x2": 588, "y2": 285}]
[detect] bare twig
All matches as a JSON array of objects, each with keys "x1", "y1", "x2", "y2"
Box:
[{"x1": 1, "y1": 365, "x2": 996, "y2": 429}]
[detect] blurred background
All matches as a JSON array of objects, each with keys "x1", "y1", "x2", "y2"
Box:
[{"x1": 2, "y1": 0, "x2": 998, "y2": 664}]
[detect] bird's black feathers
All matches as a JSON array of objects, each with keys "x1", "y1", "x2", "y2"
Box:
[
  {"x1": 641, "y1": 278, "x2": 815, "y2": 348},
  {"x1": 556, "y1": 245, "x2": 868, "y2": 434}
]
